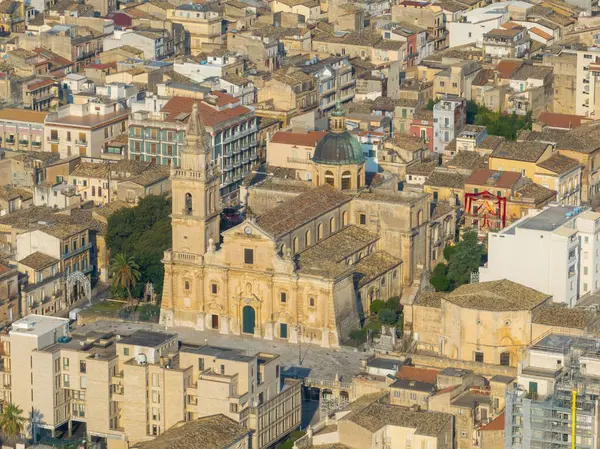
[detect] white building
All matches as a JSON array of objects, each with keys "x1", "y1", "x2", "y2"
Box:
[
  {"x1": 447, "y1": 2, "x2": 509, "y2": 48},
  {"x1": 433, "y1": 96, "x2": 466, "y2": 156},
  {"x1": 174, "y1": 54, "x2": 243, "y2": 83},
  {"x1": 480, "y1": 205, "x2": 600, "y2": 306},
  {"x1": 576, "y1": 47, "x2": 600, "y2": 118}
]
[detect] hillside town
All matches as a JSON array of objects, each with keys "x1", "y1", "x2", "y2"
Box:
[{"x1": 0, "y1": 0, "x2": 600, "y2": 448}]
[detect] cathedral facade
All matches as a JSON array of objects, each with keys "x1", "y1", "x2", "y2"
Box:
[{"x1": 161, "y1": 103, "x2": 450, "y2": 347}]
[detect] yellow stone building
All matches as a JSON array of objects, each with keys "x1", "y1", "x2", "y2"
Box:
[{"x1": 161, "y1": 103, "x2": 448, "y2": 347}]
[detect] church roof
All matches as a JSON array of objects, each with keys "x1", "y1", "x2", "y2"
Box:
[
  {"x1": 312, "y1": 130, "x2": 365, "y2": 165},
  {"x1": 255, "y1": 184, "x2": 351, "y2": 238},
  {"x1": 296, "y1": 225, "x2": 379, "y2": 278}
]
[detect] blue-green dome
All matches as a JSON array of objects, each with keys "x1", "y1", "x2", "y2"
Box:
[{"x1": 313, "y1": 131, "x2": 365, "y2": 165}]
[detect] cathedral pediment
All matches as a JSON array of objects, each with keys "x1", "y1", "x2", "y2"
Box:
[{"x1": 222, "y1": 219, "x2": 275, "y2": 242}]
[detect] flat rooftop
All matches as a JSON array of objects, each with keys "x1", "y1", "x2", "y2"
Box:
[
  {"x1": 119, "y1": 330, "x2": 177, "y2": 348},
  {"x1": 532, "y1": 333, "x2": 600, "y2": 355},
  {"x1": 181, "y1": 345, "x2": 256, "y2": 362},
  {"x1": 502, "y1": 205, "x2": 580, "y2": 235},
  {"x1": 10, "y1": 315, "x2": 69, "y2": 337}
]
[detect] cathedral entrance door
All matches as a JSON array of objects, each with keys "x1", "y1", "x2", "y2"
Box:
[{"x1": 242, "y1": 306, "x2": 255, "y2": 334}]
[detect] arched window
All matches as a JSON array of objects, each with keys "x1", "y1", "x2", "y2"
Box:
[
  {"x1": 342, "y1": 211, "x2": 348, "y2": 226},
  {"x1": 417, "y1": 209, "x2": 423, "y2": 227},
  {"x1": 305, "y1": 229, "x2": 311, "y2": 246},
  {"x1": 325, "y1": 170, "x2": 335, "y2": 186},
  {"x1": 185, "y1": 193, "x2": 193, "y2": 215},
  {"x1": 184, "y1": 280, "x2": 190, "y2": 291},
  {"x1": 341, "y1": 171, "x2": 351, "y2": 190},
  {"x1": 381, "y1": 277, "x2": 386, "y2": 286},
  {"x1": 309, "y1": 297, "x2": 315, "y2": 307},
  {"x1": 500, "y1": 352, "x2": 511, "y2": 366},
  {"x1": 91, "y1": 186, "x2": 96, "y2": 196},
  {"x1": 292, "y1": 237, "x2": 299, "y2": 253},
  {"x1": 317, "y1": 223, "x2": 323, "y2": 240},
  {"x1": 330, "y1": 216, "x2": 336, "y2": 233}
]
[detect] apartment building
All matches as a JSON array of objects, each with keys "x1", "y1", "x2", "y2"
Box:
[
  {"x1": 0, "y1": 318, "x2": 301, "y2": 449},
  {"x1": 433, "y1": 96, "x2": 466, "y2": 156},
  {"x1": 290, "y1": 56, "x2": 356, "y2": 115},
  {"x1": 16, "y1": 222, "x2": 93, "y2": 307},
  {"x1": 480, "y1": 205, "x2": 600, "y2": 306},
  {"x1": 129, "y1": 93, "x2": 258, "y2": 204},
  {"x1": 506, "y1": 332, "x2": 600, "y2": 449},
  {"x1": 45, "y1": 99, "x2": 128, "y2": 159},
  {"x1": 22, "y1": 78, "x2": 59, "y2": 112},
  {"x1": 576, "y1": 48, "x2": 600, "y2": 118},
  {"x1": 169, "y1": 4, "x2": 223, "y2": 54},
  {"x1": 0, "y1": 108, "x2": 47, "y2": 151},
  {"x1": 482, "y1": 26, "x2": 530, "y2": 60},
  {"x1": 433, "y1": 61, "x2": 481, "y2": 100},
  {"x1": 0, "y1": 263, "x2": 17, "y2": 326},
  {"x1": 266, "y1": 130, "x2": 327, "y2": 180},
  {"x1": 173, "y1": 53, "x2": 245, "y2": 83},
  {"x1": 226, "y1": 30, "x2": 283, "y2": 72}
]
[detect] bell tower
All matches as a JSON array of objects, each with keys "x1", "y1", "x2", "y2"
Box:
[{"x1": 171, "y1": 101, "x2": 221, "y2": 257}]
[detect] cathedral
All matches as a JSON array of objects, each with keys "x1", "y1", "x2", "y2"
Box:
[{"x1": 160, "y1": 102, "x2": 453, "y2": 347}]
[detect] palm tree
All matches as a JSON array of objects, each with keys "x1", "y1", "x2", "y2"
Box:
[
  {"x1": 0, "y1": 403, "x2": 25, "y2": 439},
  {"x1": 110, "y1": 253, "x2": 141, "y2": 308}
]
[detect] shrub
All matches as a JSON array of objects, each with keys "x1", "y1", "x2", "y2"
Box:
[
  {"x1": 378, "y1": 308, "x2": 398, "y2": 325},
  {"x1": 349, "y1": 328, "x2": 367, "y2": 343},
  {"x1": 139, "y1": 304, "x2": 160, "y2": 322}
]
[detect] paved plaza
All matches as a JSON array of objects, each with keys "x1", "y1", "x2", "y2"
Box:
[{"x1": 79, "y1": 320, "x2": 370, "y2": 382}]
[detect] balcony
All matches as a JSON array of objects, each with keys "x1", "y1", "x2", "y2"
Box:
[
  {"x1": 287, "y1": 157, "x2": 310, "y2": 165},
  {"x1": 63, "y1": 242, "x2": 93, "y2": 260},
  {"x1": 32, "y1": 141, "x2": 41, "y2": 147},
  {"x1": 5, "y1": 138, "x2": 14, "y2": 145},
  {"x1": 75, "y1": 140, "x2": 88, "y2": 147},
  {"x1": 19, "y1": 140, "x2": 28, "y2": 146},
  {"x1": 47, "y1": 136, "x2": 59, "y2": 143}
]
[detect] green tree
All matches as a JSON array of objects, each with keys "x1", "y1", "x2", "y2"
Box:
[
  {"x1": 443, "y1": 244, "x2": 457, "y2": 262},
  {"x1": 111, "y1": 253, "x2": 141, "y2": 308},
  {"x1": 473, "y1": 106, "x2": 532, "y2": 140},
  {"x1": 0, "y1": 403, "x2": 25, "y2": 439},
  {"x1": 425, "y1": 98, "x2": 439, "y2": 110},
  {"x1": 386, "y1": 296, "x2": 401, "y2": 311},
  {"x1": 430, "y1": 262, "x2": 450, "y2": 292},
  {"x1": 370, "y1": 299, "x2": 386, "y2": 314},
  {"x1": 106, "y1": 195, "x2": 171, "y2": 299},
  {"x1": 378, "y1": 308, "x2": 398, "y2": 325},
  {"x1": 446, "y1": 231, "x2": 484, "y2": 288},
  {"x1": 349, "y1": 328, "x2": 367, "y2": 343},
  {"x1": 466, "y1": 100, "x2": 479, "y2": 124}
]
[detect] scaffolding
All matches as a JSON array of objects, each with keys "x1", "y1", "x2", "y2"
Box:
[{"x1": 505, "y1": 346, "x2": 600, "y2": 449}]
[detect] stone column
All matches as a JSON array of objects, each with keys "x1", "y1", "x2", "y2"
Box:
[
  {"x1": 219, "y1": 316, "x2": 230, "y2": 335},
  {"x1": 263, "y1": 321, "x2": 274, "y2": 340}
]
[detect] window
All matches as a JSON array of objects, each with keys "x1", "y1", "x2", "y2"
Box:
[
  {"x1": 474, "y1": 351, "x2": 484, "y2": 363},
  {"x1": 309, "y1": 297, "x2": 315, "y2": 307},
  {"x1": 317, "y1": 223, "x2": 323, "y2": 240},
  {"x1": 280, "y1": 292, "x2": 287, "y2": 303},
  {"x1": 184, "y1": 280, "x2": 190, "y2": 291},
  {"x1": 359, "y1": 213, "x2": 366, "y2": 225},
  {"x1": 80, "y1": 376, "x2": 86, "y2": 389},
  {"x1": 152, "y1": 391, "x2": 160, "y2": 403},
  {"x1": 409, "y1": 392, "x2": 417, "y2": 400},
  {"x1": 500, "y1": 352, "x2": 510, "y2": 366},
  {"x1": 244, "y1": 248, "x2": 254, "y2": 264},
  {"x1": 63, "y1": 374, "x2": 70, "y2": 387},
  {"x1": 529, "y1": 381, "x2": 538, "y2": 396},
  {"x1": 63, "y1": 357, "x2": 70, "y2": 369},
  {"x1": 211, "y1": 283, "x2": 218, "y2": 294},
  {"x1": 230, "y1": 403, "x2": 238, "y2": 413},
  {"x1": 220, "y1": 365, "x2": 225, "y2": 375},
  {"x1": 124, "y1": 348, "x2": 130, "y2": 356},
  {"x1": 80, "y1": 361, "x2": 86, "y2": 373},
  {"x1": 585, "y1": 267, "x2": 589, "y2": 275},
  {"x1": 199, "y1": 358, "x2": 204, "y2": 370}
]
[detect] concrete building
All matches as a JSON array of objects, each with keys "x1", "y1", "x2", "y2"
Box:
[
  {"x1": 168, "y1": 4, "x2": 223, "y2": 54},
  {"x1": 128, "y1": 94, "x2": 258, "y2": 204},
  {"x1": 506, "y1": 332, "x2": 600, "y2": 449},
  {"x1": 447, "y1": 2, "x2": 511, "y2": 47},
  {"x1": 0, "y1": 108, "x2": 46, "y2": 151},
  {"x1": 104, "y1": 29, "x2": 174, "y2": 61},
  {"x1": 0, "y1": 317, "x2": 301, "y2": 449},
  {"x1": 480, "y1": 206, "x2": 600, "y2": 306},
  {"x1": 482, "y1": 26, "x2": 530, "y2": 60},
  {"x1": 266, "y1": 130, "x2": 327, "y2": 180},
  {"x1": 433, "y1": 96, "x2": 466, "y2": 157},
  {"x1": 44, "y1": 99, "x2": 128, "y2": 159},
  {"x1": 173, "y1": 54, "x2": 244, "y2": 83}
]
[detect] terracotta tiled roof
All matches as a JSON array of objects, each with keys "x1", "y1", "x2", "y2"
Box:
[
  {"x1": 424, "y1": 170, "x2": 467, "y2": 189},
  {"x1": 532, "y1": 305, "x2": 594, "y2": 329},
  {"x1": 538, "y1": 112, "x2": 585, "y2": 130},
  {"x1": 515, "y1": 181, "x2": 556, "y2": 202},
  {"x1": 495, "y1": 59, "x2": 523, "y2": 79},
  {"x1": 160, "y1": 96, "x2": 252, "y2": 128},
  {"x1": 0, "y1": 108, "x2": 47, "y2": 124},
  {"x1": 397, "y1": 366, "x2": 439, "y2": 384},
  {"x1": 530, "y1": 27, "x2": 553, "y2": 40},
  {"x1": 134, "y1": 415, "x2": 248, "y2": 449},
  {"x1": 255, "y1": 184, "x2": 351, "y2": 238},
  {"x1": 536, "y1": 153, "x2": 580, "y2": 174},
  {"x1": 19, "y1": 251, "x2": 58, "y2": 270},
  {"x1": 491, "y1": 140, "x2": 550, "y2": 162},
  {"x1": 466, "y1": 169, "x2": 521, "y2": 189},
  {"x1": 270, "y1": 131, "x2": 326, "y2": 147},
  {"x1": 481, "y1": 413, "x2": 505, "y2": 431}
]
